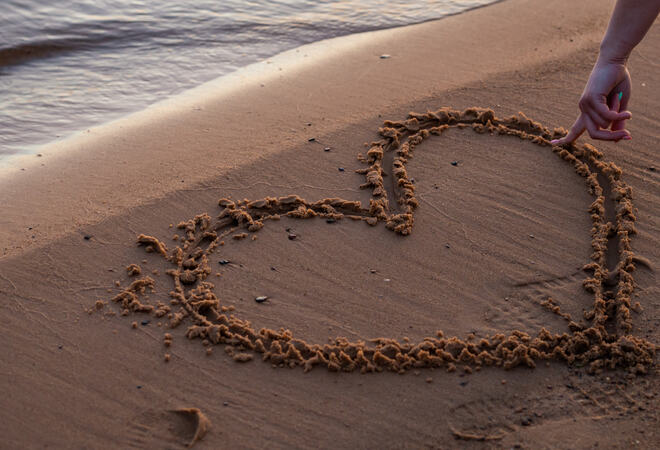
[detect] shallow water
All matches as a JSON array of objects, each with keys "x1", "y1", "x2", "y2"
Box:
[{"x1": 0, "y1": 0, "x2": 497, "y2": 157}]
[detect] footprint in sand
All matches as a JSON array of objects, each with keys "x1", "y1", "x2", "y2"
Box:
[
  {"x1": 104, "y1": 107, "x2": 655, "y2": 376},
  {"x1": 127, "y1": 407, "x2": 210, "y2": 449}
]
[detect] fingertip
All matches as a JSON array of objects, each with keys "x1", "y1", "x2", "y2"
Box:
[
  {"x1": 604, "y1": 110, "x2": 631, "y2": 123},
  {"x1": 615, "y1": 129, "x2": 631, "y2": 141}
]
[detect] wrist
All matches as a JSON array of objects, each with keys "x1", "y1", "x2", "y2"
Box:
[{"x1": 598, "y1": 39, "x2": 631, "y2": 66}]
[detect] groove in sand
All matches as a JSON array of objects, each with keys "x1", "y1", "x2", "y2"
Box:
[{"x1": 105, "y1": 107, "x2": 656, "y2": 375}]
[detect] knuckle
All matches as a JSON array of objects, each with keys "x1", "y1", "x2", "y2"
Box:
[{"x1": 578, "y1": 98, "x2": 589, "y2": 110}]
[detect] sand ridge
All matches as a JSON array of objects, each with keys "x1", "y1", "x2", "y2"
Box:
[{"x1": 103, "y1": 107, "x2": 656, "y2": 376}]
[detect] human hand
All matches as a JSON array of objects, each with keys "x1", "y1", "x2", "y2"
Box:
[{"x1": 551, "y1": 60, "x2": 632, "y2": 145}]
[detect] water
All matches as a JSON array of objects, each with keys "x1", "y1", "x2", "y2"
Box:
[{"x1": 0, "y1": 0, "x2": 496, "y2": 157}]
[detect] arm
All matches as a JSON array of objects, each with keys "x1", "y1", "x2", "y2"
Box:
[{"x1": 552, "y1": 0, "x2": 660, "y2": 145}]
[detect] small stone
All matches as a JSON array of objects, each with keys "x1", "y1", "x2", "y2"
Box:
[
  {"x1": 141, "y1": 320, "x2": 150, "y2": 326},
  {"x1": 445, "y1": 244, "x2": 450, "y2": 249},
  {"x1": 459, "y1": 381, "x2": 468, "y2": 387},
  {"x1": 326, "y1": 218, "x2": 336, "y2": 224},
  {"x1": 288, "y1": 233, "x2": 297, "y2": 240},
  {"x1": 649, "y1": 167, "x2": 656, "y2": 172},
  {"x1": 308, "y1": 137, "x2": 316, "y2": 142},
  {"x1": 380, "y1": 54, "x2": 391, "y2": 59},
  {"x1": 521, "y1": 416, "x2": 532, "y2": 426},
  {"x1": 338, "y1": 167, "x2": 345, "y2": 172},
  {"x1": 425, "y1": 377, "x2": 433, "y2": 383},
  {"x1": 306, "y1": 123, "x2": 312, "y2": 126},
  {"x1": 370, "y1": 269, "x2": 377, "y2": 274},
  {"x1": 219, "y1": 259, "x2": 230, "y2": 265},
  {"x1": 83, "y1": 235, "x2": 92, "y2": 240},
  {"x1": 270, "y1": 266, "x2": 277, "y2": 271},
  {"x1": 324, "y1": 147, "x2": 331, "y2": 152},
  {"x1": 383, "y1": 278, "x2": 391, "y2": 282},
  {"x1": 137, "y1": 385, "x2": 142, "y2": 389},
  {"x1": 58, "y1": 345, "x2": 63, "y2": 350},
  {"x1": 223, "y1": 401, "x2": 229, "y2": 406},
  {"x1": 255, "y1": 296, "x2": 268, "y2": 303},
  {"x1": 450, "y1": 161, "x2": 458, "y2": 166},
  {"x1": 529, "y1": 234, "x2": 535, "y2": 239}
]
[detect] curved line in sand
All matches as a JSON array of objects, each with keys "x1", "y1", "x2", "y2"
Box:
[{"x1": 105, "y1": 107, "x2": 655, "y2": 375}]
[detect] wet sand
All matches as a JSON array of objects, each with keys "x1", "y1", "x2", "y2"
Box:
[{"x1": 1, "y1": 0, "x2": 659, "y2": 448}]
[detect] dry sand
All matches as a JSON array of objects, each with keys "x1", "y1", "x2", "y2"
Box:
[{"x1": 1, "y1": 0, "x2": 659, "y2": 448}]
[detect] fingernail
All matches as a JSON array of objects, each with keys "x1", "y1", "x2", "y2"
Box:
[
  {"x1": 550, "y1": 139, "x2": 559, "y2": 145},
  {"x1": 618, "y1": 91, "x2": 623, "y2": 101},
  {"x1": 623, "y1": 135, "x2": 632, "y2": 140}
]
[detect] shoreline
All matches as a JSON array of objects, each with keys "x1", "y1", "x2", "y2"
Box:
[
  {"x1": 0, "y1": 0, "x2": 504, "y2": 164},
  {"x1": 0, "y1": 23, "x2": 390, "y2": 168}
]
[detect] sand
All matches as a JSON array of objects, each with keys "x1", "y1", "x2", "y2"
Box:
[{"x1": 1, "y1": 0, "x2": 659, "y2": 448}]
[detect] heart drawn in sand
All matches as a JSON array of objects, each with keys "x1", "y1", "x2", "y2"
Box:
[{"x1": 105, "y1": 108, "x2": 654, "y2": 375}]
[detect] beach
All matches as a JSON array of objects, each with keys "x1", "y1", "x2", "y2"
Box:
[{"x1": 1, "y1": 0, "x2": 658, "y2": 447}]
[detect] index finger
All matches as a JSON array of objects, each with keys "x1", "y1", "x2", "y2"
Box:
[{"x1": 551, "y1": 115, "x2": 586, "y2": 145}]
